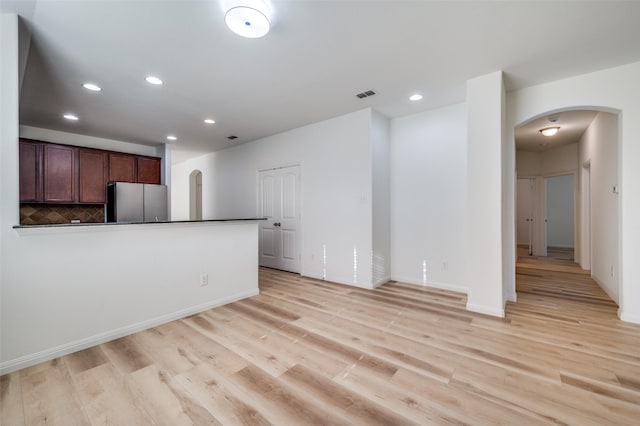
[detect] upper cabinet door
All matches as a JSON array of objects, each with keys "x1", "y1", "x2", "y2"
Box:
[
  {"x1": 19, "y1": 140, "x2": 42, "y2": 202},
  {"x1": 43, "y1": 144, "x2": 77, "y2": 203},
  {"x1": 136, "y1": 156, "x2": 161, "y2": 184},
  {"x1": 108, "y1": 153, "x2": 136, "y2": 183},
  {"x1": 78, "y1": 149, "x2": 108, "y2": 203}
]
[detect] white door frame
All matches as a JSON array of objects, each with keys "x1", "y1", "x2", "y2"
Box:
[
  {"x1": 581, "y1": 161, "x2": 592, "y2": 270},
  {"x1": 543, "y1": 170, "x2": 577, "y2": 257},
  {"x1": 257, "y1": 163, "x2": 302, "y2": 273},
  {"x1": 516, "y1": 177, "x2": 536, "y2": 255}
]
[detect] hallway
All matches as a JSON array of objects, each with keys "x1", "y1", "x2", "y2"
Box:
[{"x1": 515, "y1": 253, "x2": 617, "y2": 315}]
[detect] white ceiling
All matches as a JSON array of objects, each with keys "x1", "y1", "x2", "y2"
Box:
[
  {"x1": 515, "y1": 110, "x2": 599, "y2": 152},
  {"x1": 4, "y1": 1, "x2": 640, "y2": 164}
]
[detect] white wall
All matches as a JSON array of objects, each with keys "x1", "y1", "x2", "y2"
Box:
[
  {"x1": 171, "y1": 155, "x2": 211, "y2": 221},
  {"x1": 371, "y1": 110, "x2": 391, "y2": 286},
  {"x1": 579, "y1": 112, "x2": 619, "y2": 302},
  {"x1": 515, "y1": 151, "x2": 542, "y2": 176},
  {"x1": 1, "y1": 16, "x2": 21, "y2": 343},
  {"x1": 546, "y1": 174, "x2": 574, "y2": 248},
  {"x1": 541, "y1": 143, "x2": 578, "y2": 175},
  {"x1": 507, "y1": 61, "x2": 640, "y2": 323},
  {"x1": 173, "y1": 109, "x2": 375, "y2": 288},
  {"x1": 1, "y1": 18, "x2": 258, "y2": 373},
  {"x1": 1, "y1": 222, "x2": 259, "y2": 374},
  {"x1": 467, "y1": 71, "x2": 505, "y2": 317},
  {"x1": 516, "y1": 143, "x2": 578, "y2": 176},
  {"x1": 516, "y1": 143, "x2": 578, "y2": 256},
  {"x1": 390, "y1": 103, "x2": 468, "y2": 292}
]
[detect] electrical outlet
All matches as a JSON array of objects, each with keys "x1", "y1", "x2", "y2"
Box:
[
  {"x1": 442, "y1": 261, "x2": 448, "y2": 270},
  {"x1": 200, "y1": 273, "x2": 209, "y2": 287}
]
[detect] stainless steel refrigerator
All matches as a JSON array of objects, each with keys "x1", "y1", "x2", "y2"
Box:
[{"x1": 106, "y1": 182, "x2": 168, "y2": 223}]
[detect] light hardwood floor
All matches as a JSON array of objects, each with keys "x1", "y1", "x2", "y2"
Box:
[{"x1": 2, "y1": 265, "x2": 639, "y2": 425}]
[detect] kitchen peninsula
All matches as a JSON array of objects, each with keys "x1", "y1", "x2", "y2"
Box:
[{"x1": 2, "y1": 218, "x2": 263, "y2": 374}]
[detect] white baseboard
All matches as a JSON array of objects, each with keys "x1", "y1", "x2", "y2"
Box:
[
  {"x1": 619, "y1": 309, "x2": 640, "y2": 324},
  {"x1": 506, "y1": 292, "x2": 517, "y2": 303},
  {"x1": 0, "y1": 289, "x2": 259, "y2": 375},
  {"x1": 373, "y1": 275, "x2": 391, "y2": 288},
  {"x1": 391, "y1": 275, "x2": 468, "y2": 294},
  {"x1": 324, "y1": 273, "x2": 377, "y2": 289},
  {"x1": 466, "y1": 302, "x2": 505, "y2": 318},
  {"x1": 591, "y1": 275, "x2": 619, "y2": 304}
]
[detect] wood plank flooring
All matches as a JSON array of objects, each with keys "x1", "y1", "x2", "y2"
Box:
[{"x1": 2, "y1": 266, "x2": 639, "y2": 425}]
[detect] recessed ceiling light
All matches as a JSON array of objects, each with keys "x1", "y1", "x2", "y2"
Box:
[
  {"x1": 540, "y1": 126, "x2": 560, "y2": 137},
  {"x1": 146, "y1": 76, "x2": 163, "y2": 85},
  {"x1": 82, "y1": 83, "x2": 102, "y2": 92},
  {"x1": 409, "y1": 94, "x2": 423, "y2": 101},
  {"x1": 225, "y1": 5, "x2": 270, "y2": 38},
  {"x1": 204, "y1": 119, "x2": 216, "y2": 124},
  {"x1": 63, "y1": 113, "x2": 79, "y2": 121},
  {"x1": 166, "y1": 135, "x2": 177, "y2": 141}
]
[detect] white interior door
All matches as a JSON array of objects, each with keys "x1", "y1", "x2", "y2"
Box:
[
  {"x1": 516, "y1": 178, "x2": 535, "y2": 254},
  {"x1": 258, "y1": 165, "x2": 300, "y2": 273}
]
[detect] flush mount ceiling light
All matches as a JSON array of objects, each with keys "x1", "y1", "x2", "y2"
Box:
[
  {"x1": 225, "y1": 1, "x2": 271, "y2": 38},
  {"x1": 540, "y1": 126, "x2": 560, "y2": 137},
  {"x1": 204, "y1": 119, "x2": 216, "y2": 124},
  {"x1": 63, "y1": 113, "x2": 79, "y2": 121},
  {"x1": 82, "y1": 83, "x2": 101, "y2": 92},
  {"x1": 145, "y1": 76, "x2": 163, "y2": 85},
  {"x1": 409, "y1": 94, "x2": 423, "y2": 101},
  {"x1": 166, "y1": 135, "x2": 177, "y2": 141}
]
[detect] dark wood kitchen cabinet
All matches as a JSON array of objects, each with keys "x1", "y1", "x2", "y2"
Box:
[
  {"x1": 19, "y1": 140, "x2": 42, "y2": 202},
  {"x1": 78, "y1": 148, "x2": 108, "y2": 203},
  {"x1": 136, "y1": 156, "x2": 161, "y2": 184},
  {"x1": 19, "y1": 139, "x2": 163, "y2": 205},
  {"x1": 108, "y1": 152, "x2": 136, "y2": 183},
  {"x1": 43, "y1": 144, "x2": 77, "y2": 203}
]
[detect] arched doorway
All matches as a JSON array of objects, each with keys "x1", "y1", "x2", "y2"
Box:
[
  {"x1": 189, "y1": 170, "x2": 203, "y2": 221},
  {"x1": 512, "y1": 107, "x2": 620, "y2": 305}
]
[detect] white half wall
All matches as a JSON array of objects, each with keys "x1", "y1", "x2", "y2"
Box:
[
  {"x1": 507, "y1": 61, "x2": 640, "y2": 323},
  {"x1": 172, "y1": 109, "x2": 375, "y2": 288},
  {"x1": 390, "y1": 103, "x2": 468, "y2": 292},
  {"x1": 1, "y1": 222, "x2": 259, "y2": 374},
  {"x1": 579, "y1": 112, "x2": 619, "y2": 302}
]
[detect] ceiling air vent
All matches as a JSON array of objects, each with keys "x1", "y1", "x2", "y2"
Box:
[
  {"x1": 356, "y1": 89, "x2": 376, "y2": 99},
  {"x1": 227, "y1": 135, "x2": 238, "y2": 140}
]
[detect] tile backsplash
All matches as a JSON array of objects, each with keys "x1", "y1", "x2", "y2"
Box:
[{"x1": 20, "y1": 204, "x2": 105, "y2": 225}]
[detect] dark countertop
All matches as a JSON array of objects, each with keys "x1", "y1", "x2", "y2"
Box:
[{"x1": 14, "y1": 218, "x2": 267, "y2": 229}]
